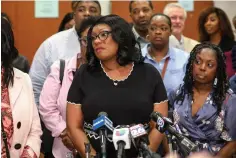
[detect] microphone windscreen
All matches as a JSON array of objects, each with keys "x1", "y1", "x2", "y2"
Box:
[
  {"x1": 150, "y1": 111, "x2": 163, "y2": 122},
  {"x1": 98, "y1": 111, "x2": 108, "y2": 117}
]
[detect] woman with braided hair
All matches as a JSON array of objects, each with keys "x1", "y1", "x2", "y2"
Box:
[{"x1": 169, "y1": 42, "x2": 236, "y2": 157}]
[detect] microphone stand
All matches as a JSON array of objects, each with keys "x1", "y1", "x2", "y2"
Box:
[
  {"x1": 100, "y1": 130, "x2": 107, "y2": 158},
  {"x1": 140, "y1": 142, "x2": 153, "y2": 158},
  {"x1": 117, "y1": 141, "x2": 126, "y2": 158},
  {"x1": 165, "y1": 131, "x2": 173, "y2": 152},
  {"x1": 138, "y1": 148, "x2": 144, "y2": 158},
  {"x1": 84, "y1": 142, "x2": 91, "y2": 158},
  {"x1": 175, "y1": 138, "x2": 189, "y2": 157},
  {"x1": 172, "y1": 136, "x2": 178, "y2": 154}
]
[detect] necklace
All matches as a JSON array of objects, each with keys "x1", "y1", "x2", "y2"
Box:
[{"x1": 100, "y1": 61, "x2": 134, "y2": 86}]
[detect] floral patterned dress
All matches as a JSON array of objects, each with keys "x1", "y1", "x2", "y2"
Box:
[
  {"x1": 170, "y1": 85, "x2": 236, "y2": 155},
  {"x1": 1, "y1": 68, "x2": 37, "y2": 158},
  {"x1": 1, "y1": 69, "x2": 14, "y2": 157}
]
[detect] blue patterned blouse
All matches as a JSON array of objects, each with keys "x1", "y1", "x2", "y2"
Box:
[{"x1": 170, "y1": 85, "x2": 236, "y2": 154}]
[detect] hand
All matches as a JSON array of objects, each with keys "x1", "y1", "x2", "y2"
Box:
[
  {"x1": 60, "y1": 129, "x2": 74, "y2": 150},
  {"x1": 164, "y1": 152, "x2": 180, "y2": 158},
  {"x1": 71, "y1": 149, "x2": 98, "y2": 158},
  {"x1": 72, "y1": 149, "x2": 79, "y2": 157},
  {"x1": 62, "y1": 135, "x2": 74, "y2": 150},
  {"x1": 187, "y1": 151, "x2": 215, "y2": 158}
]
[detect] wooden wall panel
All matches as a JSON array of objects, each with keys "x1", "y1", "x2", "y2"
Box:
[
  {"x1": 2, "y1": 1, "x2": 72, "y2": 64},
  {"x1": 2, "y1": 1, "x2": 213, "y2": 64}
]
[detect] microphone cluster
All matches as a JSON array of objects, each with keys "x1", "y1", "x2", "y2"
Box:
[
  {"x1": 90, "y1": 111, "x2": 198, "y2": 158},
  {"x1": 150, "y1": 112, "x2": 199, "y2": 156}
]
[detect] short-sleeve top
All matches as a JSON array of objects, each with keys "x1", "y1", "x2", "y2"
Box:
[{"x1": 67, "y1": 63, "x2": 167, "y2": 157}]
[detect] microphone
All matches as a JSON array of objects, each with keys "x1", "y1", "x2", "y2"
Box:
[
  {"x1": 113, "y1": 126, "x2": 131, "y2": 158},
  {"x1": 93, "y1": 112, "x2": 113, "y2": 158},
  {"x1": 92, "y1": 112, "x2": 114, "y2": 131},
  {"x1": 150, "y1": 112, "x2": 198, "y2": 154},
  {"x1": 129, "y1": 124, "x2": 153, "y2": 158},
  {"x1": 84, "y1": 142, "x2": 91, "y2": 158}
]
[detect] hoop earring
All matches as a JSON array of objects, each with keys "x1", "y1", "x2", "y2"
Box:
[
  {"x1": 213, "y1": 78, "x2": 218, "y2": 87},
  {"x1": 146, "y1": 35, "x2": 149, "y2": 40}
]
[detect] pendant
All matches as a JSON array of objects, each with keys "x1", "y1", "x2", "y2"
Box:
[{"x1": 114, "y1": 81, "x2": 118, "y2": 86}]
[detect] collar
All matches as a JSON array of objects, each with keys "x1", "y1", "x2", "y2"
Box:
[
  {"x1": 180, "y1": 35, "x2": 184, "y2": 44},
  {"x1": 13, "y1": 68, "x2": 23, "y2": 78},
  {"x1": 132, "y1": 26, "x2": 147, "y2": 41},
  {"x1": 142, "y1": 44, "x2": 176, "y2": 61},
  {"x1": 171, "y1": 34, "x2": 184, "y2": 44},
  {"x1": 72, "y1": 26, "x2": 79, "y2": 38},
  {"x1": 9, "y1": 68, "x2": 23, "y2": 107},
  {"x1": 67, "y1": 54, "x2": 81, "y2": 72}
]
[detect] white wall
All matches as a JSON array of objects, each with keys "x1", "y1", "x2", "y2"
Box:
[{"x1": 98, "y1": 0, "x2": 111, "y2": 15}]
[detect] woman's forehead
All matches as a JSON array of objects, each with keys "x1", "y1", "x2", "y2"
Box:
[
  {"x1": 93, "y1": 24, "x2": 111, "y2": 32},
  {"x1": 196, "y1": 48, "x2": 217, "y2": 60}
]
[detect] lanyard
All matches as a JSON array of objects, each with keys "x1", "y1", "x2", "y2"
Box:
[{"x1": 161, "y1": 57, "x2": 170, "y2": 79}]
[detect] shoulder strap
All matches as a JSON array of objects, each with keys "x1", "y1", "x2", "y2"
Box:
[
  {"x1": 59, "y1": 59, "x2": 65, "y2": 85},
  {"x1": 161, "y1": 57, "x2": 170, "y2": 79},
  {"x1": 1, "y1": 115, "x2": 11, "y2": 158}
]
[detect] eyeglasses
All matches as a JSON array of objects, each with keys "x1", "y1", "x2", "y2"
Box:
[
  {"x1": 79, "y1": 36, "x2": 88, "y2": 47},
  {"x1": 91, "y1": 31, "x2": 112, "y2": 42}
]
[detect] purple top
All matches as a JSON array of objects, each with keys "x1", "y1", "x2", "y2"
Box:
[
  {"x1": 170, "y1": 85, "x2": 236, "y2": 154},
  {"x1": 225, "y1": 50, "x2": 235, "y2": 78}
]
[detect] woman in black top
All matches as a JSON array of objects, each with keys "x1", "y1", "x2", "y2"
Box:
[
  {"x1": 198, "y1": 7, "x2": 235, "y2": 53},
  {"x1": 66, "y1": 15, "x2": 168, "y2": 158},
  {"x1": 198, "y1": 7, "x2": 236, "y2": 78}
]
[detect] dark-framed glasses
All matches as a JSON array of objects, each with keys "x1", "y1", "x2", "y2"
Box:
[
  {"x1": 79, "y1": 36, "x2": 88, "y2": 47},
  {"x1": 91, "y1": 31, "x2": 112, "y2": 42}
]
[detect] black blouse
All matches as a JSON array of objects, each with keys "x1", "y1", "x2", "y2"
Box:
[
  {"x1": 218, "y1": 35, "x2": 236, "y2": 52},
  {"x1": 67, "y1": 63, "x2": 167, "y2": 157}
]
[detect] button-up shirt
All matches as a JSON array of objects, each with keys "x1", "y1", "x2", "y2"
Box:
[
  {"x1": 142, "y1": 44, "x2": 189, "y2": 97},
  {"x1": 29, "y1": 27, "x2": 81, "y2": 106},
  {"x1": 169, "y1": 35, "x2": 185, "y2": 51},
  {"x1": 39, "y1": 55, "x2": 78, "y2": 158},
  {"x1": 169, "y1": 35, "x2": 199, "y2": 53}
]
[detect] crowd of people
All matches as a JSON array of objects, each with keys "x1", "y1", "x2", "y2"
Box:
[{"x1": 1, "y1": 0, "x2": 236, "y2": 158}]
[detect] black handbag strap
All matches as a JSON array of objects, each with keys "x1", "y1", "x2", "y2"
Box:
[
  {"x1": 1, "y1": 114, "x2": 11, "y2": 158},
  {"x1": 59, "y1": 59, "x2": 65, "y2": 85}
]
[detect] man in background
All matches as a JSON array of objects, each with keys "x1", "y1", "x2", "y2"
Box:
[
  {"x1": 163, "y1": 3, "x2": 199, "y2": 53},
  {"x1": 129, "y1": 0, "x2": 153, "y2": 48},
  {"x1": 29, "y1": 1, "x2": 101, "y2": 157},
  {"x1": 30, "y1": 0, "x2": 101, "y2": 110}
]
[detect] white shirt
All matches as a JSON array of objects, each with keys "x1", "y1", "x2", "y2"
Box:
[
  {"x1": 29, "y1": 27, "x2": 81, "y2": 105},
  {"x1": 169, "y1": 35, "x2": 185, "y2": 51},
  {"x1": 169, "y1": 35, "x2": 199, "y2": 53}
]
